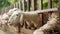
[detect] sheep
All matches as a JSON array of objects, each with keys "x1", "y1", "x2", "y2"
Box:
[
  {"x1": 7, "y1": 8, "x2": 42, "y2": 30},
  {"x1": 0, "y1": 8, "x2": 18, "y2": 20},
  {"x1": 7, "y1": 8, "x2": 18, "y2": 16},
  {"x1": 33, "y1": 12, "x2": 60, "y2": 34},
  {"x1": 8, "y1": 11, "x2": 21, "y2": 26},
  {"x1": 0, "y1": 11, "x2": 21, "y2": 34},
  {"x1": 0, "y1": 8, "x2": 22, "y2": 34},
  {"x1": 1, "y1": 8, "x2": 19, "y2": 23},
  {"x1": 23, "y1": 13, "x2": 42, "y2": 30},
  {"x1": 8, "y1": 10, "x2": 23, "y2": 34},
  {"x1": 0, "y1": 8, "x2": 20, "y2": 25}
]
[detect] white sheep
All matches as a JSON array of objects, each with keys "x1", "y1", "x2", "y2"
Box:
[
  {"x1": 7, "y1": 8, "x2": 18, "y2": 16},
  {"x1": 1, "y1": 8, "x2": 19, "y2": 20},
  {"x1": 8, "y1": 10, "x2": 21, "y2": 26},
  {"x1": 8, "y1": 10, "x2": 23, "y2": 34},
  {"x1": 33, "y1": 12, "x2": 60, "y2": 34}
]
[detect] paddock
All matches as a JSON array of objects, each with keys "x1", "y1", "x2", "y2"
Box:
[{"x1": 0, "y1": 0, "x2": 60, "y2": 34}]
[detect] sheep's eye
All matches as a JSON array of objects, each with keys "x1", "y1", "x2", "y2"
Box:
[
  {"x1": 14, "y1": 10, "x2": 16, "y2": 11},
  {"x1": 16, "y1": 14, "x2": 18, "y2": 16}
]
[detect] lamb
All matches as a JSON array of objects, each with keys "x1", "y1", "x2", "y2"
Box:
[
  {"x1": 23, "y1": 13, "x2": 42, "y2": 30},
  {"x1": 7, "y1": 8, "x2": 18, "y2": 16},
  {"x1": 33, "y1": 12, "x2": 60, "y2": 34},
  {"x1": 0, "y1": 8, "x2": 20, "y2": 25},
  {"x1": 0, "y1": 8, "x2": 17, "y2": 27},
  {"x1": 8, "y1": 9, "x2": 23, "y2": 34},
  {"x1": 0, "y1": 8, "x2": 22, "y2": 34},
  {"x1": 0, "y1": 8, "x2": 18, "y2": 23},
  {"x1": 7, "y1": 8, "x2": 42, "y2": 30},
  {"x1": 8, "y1": 11, "x2": 21, "y2": 26}
]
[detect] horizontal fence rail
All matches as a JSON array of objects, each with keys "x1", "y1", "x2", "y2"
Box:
[{"x1": 19, "y1": 8, "x2": 58, "y2": 15}]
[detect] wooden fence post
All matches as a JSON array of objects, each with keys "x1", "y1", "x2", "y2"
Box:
[
  {"x1": 31, "y1": 0, "x2": 34, "y2": 11},
  {"x1": 58, "y1": 0, "x2": 60, "y2": 11},
  {"x1": 43, "y1": 0, "x2": 52, "y2": 24},
  {"x1": 19, "y1": 0, "x2": 21, "y2": 9},
  {"x1": 47, "y1": 0, "x2": 52, "y2": 23},
  {"x1": 48, "y1": 0, "x2": 52, "y2": 17},
  {"x1": 58, "y1": 0, "x2": 60, "y2": 21},
  {"x1": 38, "y1": 0, "x2": 43, "y2": 26},
  {"x1": 48, "y1": 0, "x2": 52, "y2": 8},
  {"x1": 27, "y1": 0, "x2": 31, "y2": 11},
  {"x1": 0, "y1": 9, "x2": 2, "y2": 14}
]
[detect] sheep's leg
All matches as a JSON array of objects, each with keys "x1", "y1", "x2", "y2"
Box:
[
  {"x1": 17, "y1": 23, "x2": 20, "y2": 34},
  {"x1": 18, "y1": 14, "x2": 24, "y2": 34}
]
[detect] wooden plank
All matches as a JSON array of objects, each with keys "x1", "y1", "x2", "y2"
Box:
[
  {"x1": 19, "y1": 0, "x2": 21, "y2": 9},
  {"x1": 58, "y1": 0, "x2": 60, "y2": 20},
  {"x1": 14, "y1": 3, "x2": 16, "y2": 8},
  {"x1": 48, "y1": 0, "x2": 52, "y2": 16},
  {"x1": 31, "y1": 0, "x2": 37, "y2": 11},
  {"x1": 16, "y1": 2, "x2": 18, "y2": 8},
  {"x1": 38, "y1": 0, "x2": 43, "y2": 26},
  {"x1": 31, "y1": 0, "x2": 34, "y2": 11},
  {"x1": 22, "y1": 0, "x2": 25, "y2": 11},
  {"x1": 43, "y1": 0, "x2": 52, "y2": 24},
  {"x1": 0, "y1": 10, "x2": 1, "y2": 14},
  {"x1": 48, "y1": 0, "x2": 52, "y2": 15},
  {"x1": 27, "y1": 0, "x2": 29, "y2": 11},
  {"x1": 27, "y1": 0, "x2": 31, "y2": 11},
  {"x1": 38, "y1": 0, "x2": 43, "y2": 10},
  {"x1": 48, "y1": 0, "x2": 52, "y2": 8},
  {"x1": 34, "y1": 0, "x2": 37, "y2": 10},
  {"x1": 58, "y1": 0, "x2": 60, "y2": 11},
  {"x1": 22, "y1": 8, "x2": 58, "y2": 14}
]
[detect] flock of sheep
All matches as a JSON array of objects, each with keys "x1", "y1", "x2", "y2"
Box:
[
  {"x1": 0, "y1": 8, "x2": 41, "y2": 34},
  {"x1": 0, "y1": 8, "x2": 60, "y2": 34}
]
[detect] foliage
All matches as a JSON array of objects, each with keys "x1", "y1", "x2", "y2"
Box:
[
  {"x1": 0, "y1": 0, "x2": 58, "y2": 9},
  {"x1": 43, "y1": 0, "x2": 58, "y2": 9},
  {"x1": 0, "y1": 0, "x2": 18, "y2": 9}
]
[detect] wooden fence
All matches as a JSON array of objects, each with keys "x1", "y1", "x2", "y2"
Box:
[{"x1": 0, "y1": 0, "x2": 59, "y2": 26}]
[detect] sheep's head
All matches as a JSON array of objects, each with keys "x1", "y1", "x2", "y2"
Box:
[
  {"x1": 8, "y1": 11, "x2": 22, "y2": 26},
  {"x1": 7, "y1": 8, "x2": 18, "y2": 16}
]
